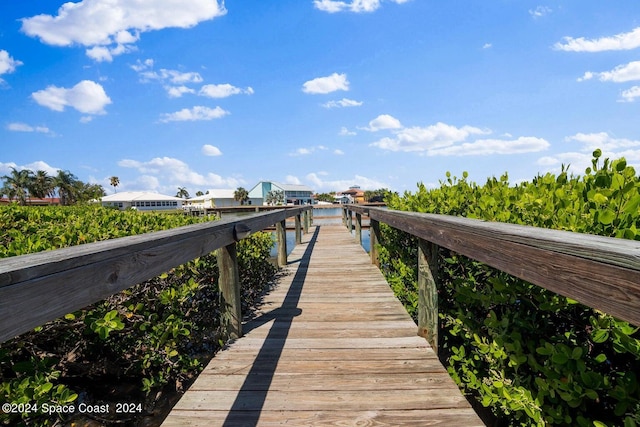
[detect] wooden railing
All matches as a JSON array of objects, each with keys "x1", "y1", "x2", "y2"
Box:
[
  {"x1": 343, "y1": 205, "x2": 640, "y2": 353},
  {"x1": 0, "y1": 206, "x2": 312, "y2": 344}
]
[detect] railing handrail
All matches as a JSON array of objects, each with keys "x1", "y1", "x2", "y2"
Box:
[
  {"x1": 0, "y1": 206, "x2": 312, "y2": 343},
  {"x1": 344, "y1": 204, "x2": 640, "y2": 328}
]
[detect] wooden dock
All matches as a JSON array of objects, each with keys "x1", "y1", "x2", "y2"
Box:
[{"x1": 161, "y1": 225, "x2": 483, "y2": 426}]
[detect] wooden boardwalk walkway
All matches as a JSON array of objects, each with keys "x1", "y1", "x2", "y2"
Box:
[{"x1": 162, "y1": 225, "x2": 483, "y2": 426}]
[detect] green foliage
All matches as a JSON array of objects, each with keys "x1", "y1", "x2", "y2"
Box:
[
  {"x1": 0, "y1": 205, "x2": 278, "y2": 426},
  {"x1": 379, "y1": 151, "x2": 640, "y2": 426}
]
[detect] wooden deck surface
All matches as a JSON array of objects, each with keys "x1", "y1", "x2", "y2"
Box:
[{"x1": 161, "y1": 225, "x2": 484, "y2": 426}]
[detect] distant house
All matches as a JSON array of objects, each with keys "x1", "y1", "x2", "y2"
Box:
[
  {"x1": 0, "y1": 197, "x2": 60, "y2": 205},
  {"x1": 101, "y1": 191, "x2": 184, "y2": 211},
  {"x1": 248, "y1": 181, "x2": 314, "y2": 205},
  {"x1": 184, "y1": 189, "x2": 247, "y2": 209},
  {"x1": 337, "y1": 186, "x2": 365, "y2": 204},
  {"x1": 333, "y1": 194, "x2": 353, "y2": 204}
]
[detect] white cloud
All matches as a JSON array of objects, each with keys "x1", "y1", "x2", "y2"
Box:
[
  {"x1": 620, "y1": 86, "x2": 640, "y2": 102},
  {"x1": 302, "y1": 73, "x2": 349, "y2": 94},
  {"x1": 566, "y1": 132, "x2": 640, "y2": 152},
  {"x1": 529, "y1": 6, "x2": 552, "y2": 19},
  {"x1": 428, "y1": 136, "x2": 550, "y2": 156},
  {"x1": 538, "y1": 132, "x2": 640, "y2": 174},
  {"x1": 482, "y1": 43, "x2": 492, "y2": 49},
  {"x1": 370, "y1": 122, "x2": 489, "y2": 152},
  {"x1": 118, "y1": 156, "x2": 242, "y2": 191},
  {"x1": 199, "y1": 83, "x2": 254, "y2": 98},
  {"x1": 367, "y1": 119, "x2": 546, "y2": 156},
  {"x1": 579, "y1": 61, "x2": 640, "y2": 83},
  {"x1": 21, "y1": 0, "x2": 226, "y2": 61},
  {"x1": 165, "y1": 85, "x2": 196, "y2": 98},
  {"x1": 339, "y1": 126, "x2": 357, "y2": 136},
  {"x1": 31, "y1": 80, "x2": 112, "y2": 114},
  {"x1": 288, "y1": 146, "x2": 330, "y2": 157},
  {"x1": 131, "y1": 58, "x2": 154, "y2": 72},
  {"x1": 305, "y1": 172, "x2": 389, "y2": 192},
  {"x1": 86, "y1": 42, "x2": 136, "y2": 62},
  {"x1": 7, "y1": 122, "x2": 53, "y2": 134},
  {"x1": 334, "y1": 149, "x2": 345, "y2": 155},
  {"x1": 285, "y1": 175, "x2": 302, "y2": 185},
  {"x1": 0, "y1": 160, "x2": 59, "y2": 176},
  {"x1": 139, "y1": 68, "x2": 203, "y2": 84},
  {"x1": 0, "y1": 50, "x2": 23, "y2": 82},
  {"x1": 202, "y1": 144, "x2": 222, "y2": 156},
  {"x1": 313, "y1": 0, "x2": 408, "y2": 13},
  {"x1": 364, "y1": 114, "x2": 402, "y2": 131},
  {"x1": 159, "y1": 106, "x2": 229, "y2": 122},
  {"x1": 554, "y1": 27, "x2": 640, "y2": 52},
  {"x1": 322, "y1": 98, "x2": 363, "y2": 108}
]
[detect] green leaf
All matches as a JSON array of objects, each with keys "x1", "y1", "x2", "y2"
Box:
[
  {"x1": 552, "y1": 352, "x2": 569, "y2": 364},
  {"x1": 598, "y1": 209, "x2": 616, "y2": 225},
  {"x1": 592, "y1": 329, "x2": 610, "y2": 343}
]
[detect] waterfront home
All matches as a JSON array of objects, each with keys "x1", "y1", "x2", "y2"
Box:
[
  {"x1": 248, "y1": 181, "x2": 314, "y2": 205},
  {"x1": 101, "y1": 191, "x2": 184, "y2": 211}
]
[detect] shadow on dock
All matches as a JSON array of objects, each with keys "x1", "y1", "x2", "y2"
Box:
[{"x1": 222, "y1": 226, "x2": 320, "y2": 426}]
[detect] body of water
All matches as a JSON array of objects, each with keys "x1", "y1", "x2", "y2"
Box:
[{"x1": 270, "y1": 206, "x2": 371, "y2": 257}]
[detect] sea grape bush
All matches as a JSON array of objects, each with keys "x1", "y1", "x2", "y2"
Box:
[
  {"x1": 0, "y1": 205, "x2": 277, "y2": 426},
  {"x1": 378, "y1": 150, "x2": 640, "y2": 426}
]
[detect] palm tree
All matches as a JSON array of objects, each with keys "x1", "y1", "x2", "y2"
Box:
[
  {"x1": 75, "y1": 182, "x2": 106, "y2": 202},
  {"x1": 30, "y1": 170, "x2": 55, "y2": 199},
  {"x1": 53, "y1": 170, "x2": 78, "y2": 206},
  {"x1": 176, "y1": 187, "x2": 190, "y2": 199},
  {"x1": 266, "y1": 190, "x2": 284, "y2": 206},
  {"x1": 233, "y1": 187, "x2": 249, "y2": 205},
  {"x1": 109, "y1": 176, "x2": 120, "y2": 193},
  {"x1": 1, "y1": 167, "x2": 32, "y2": 205}
]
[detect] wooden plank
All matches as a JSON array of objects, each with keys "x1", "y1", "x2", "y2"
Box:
[
  {"x1": 189, "y1": 372, "x2": 460, "y2": 392},
  {"x1": 162, "y1": 409, "x2": 484, "y2": 427},
  {"x1": 162, "y1": 225, "x2": 482, "y2": 426},
  {"x1": 350, "y1": 205, "x2": 640, "y2": 326},
  {"x1": 170, "y1": 389, "x2": 472, "y2": 411}
]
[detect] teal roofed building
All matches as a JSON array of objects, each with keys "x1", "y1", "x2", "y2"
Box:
[{"x1": 248, "y1": 181, "x2": 314, "y2": 205}]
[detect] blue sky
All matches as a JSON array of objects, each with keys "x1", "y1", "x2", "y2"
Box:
[{"x1": 2, "y1": 1, "x2": 640, "y2": 196}]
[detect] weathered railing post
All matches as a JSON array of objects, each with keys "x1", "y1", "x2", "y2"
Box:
[
  {"x1": 295, "y1": 212, "x2": 302, "y2": 244},
  {"x1": 355, "y1": 212, "x2": 362, "y2": 245},
  {"x1": 217, "y1": 243, "x2": 242, "y2": 340},
  {"x1": 342, "y1": 206, "x2": 347, "y2": 226},
  {"x1": 347, "y1": 209, "x2": 353, "y2": 232},
  {"x1": 304, "y1": 208, "x2": 310, "y2": 233},
  {"x1": 276, "y1": 219, "x2": 287, "y2": 266},
  {"x1": 370, "y1": 218, "x2": 380, "y2": 267},
  {"x1": 417, "y1": 238, "x2": 439, "y2": 354}
]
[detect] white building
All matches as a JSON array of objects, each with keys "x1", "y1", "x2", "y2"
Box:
[
  {"x1": 101, "y1": 191, "x2": 184, "y2": 211},
  {"x1": 248, "y1": 181, "x2": 314, "y2": 205},
  {"x1": 183, "y1": 189, "x2": 256, "y2": 209}
]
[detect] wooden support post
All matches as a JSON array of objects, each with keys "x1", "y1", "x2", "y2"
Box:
[
  {"x1": 295, "y1": 213, "x2": 302, "y2": 244},
  {"x1": 370, "y1": 219, "x2": 380, "y2": 267},
  {"x1": 417, "y1": 238, "x2": 439, "y2": 354},
  {"x1": 217, "y1": 243, "x2": 242, "y2": 340},
  {"x1": 347, "y1": 210, "x2": 353, "y2": 232},
  {"x1": 355, "y1": 212, "x2": 362, "y2": 245},
  {"x1": 342, "y1": 206, "x2": 347, "y2": 226},
  {"x1": 276, "y1": 219, "x2": 287, "y2": 267},
  {"x1": 303, "y1": 209, "x2": 309, "y2": 234}
]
